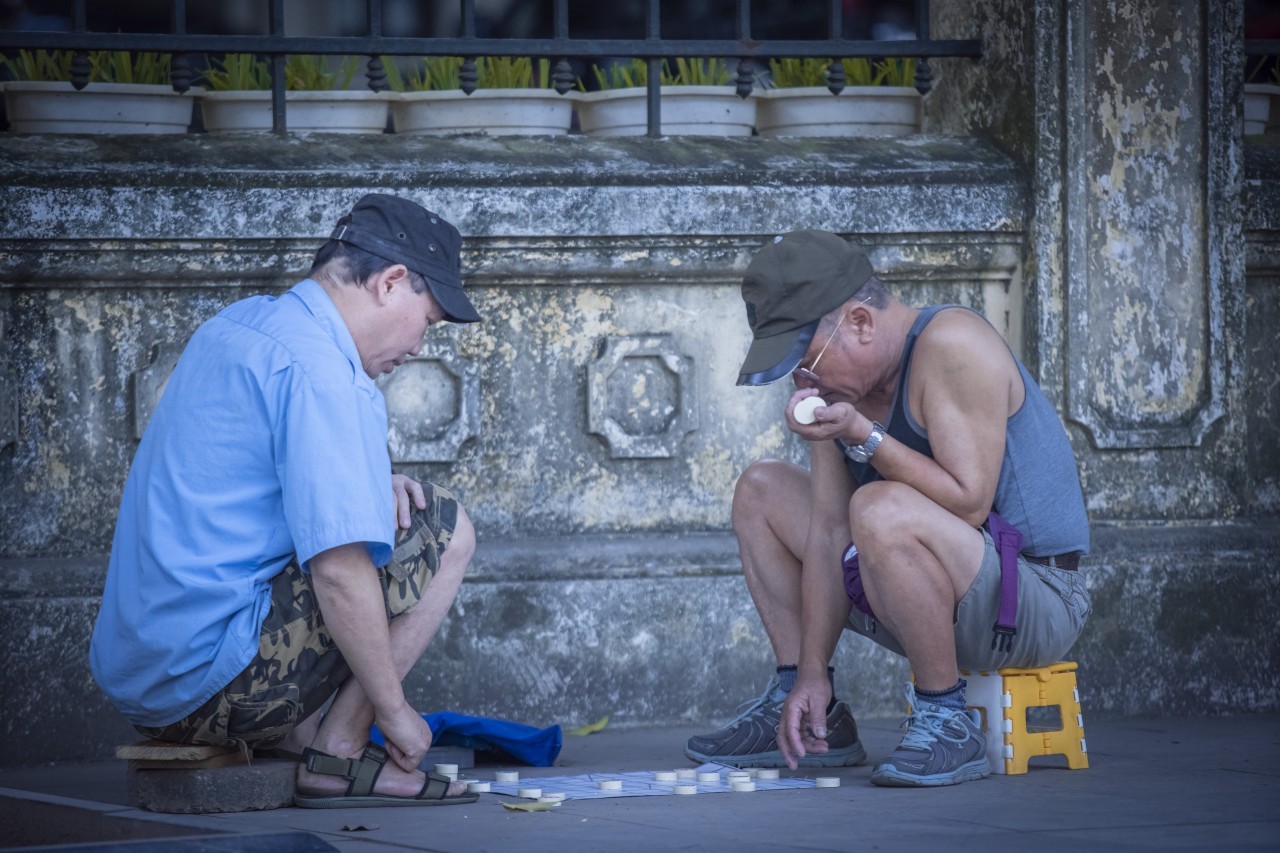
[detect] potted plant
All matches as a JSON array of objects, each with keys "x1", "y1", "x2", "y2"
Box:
[
  {"x1": 388, "y1": 56, "x2": 578, "y2": 136},
  {"x1": 1244, "y1": 58, "x2": 1279, "y2": 137},
  {"x1": 2, "y1": 49, "x2": 198, "y2": 134},
  {"x1": 753, "y1": 57, "x2": 921, "y2": 137},
  {"x1": 576, "y1": 58, "x2": 755, "y2": 137},
  {"x1": 198, "y1": 54, "x2": 391, "y2": 134}
]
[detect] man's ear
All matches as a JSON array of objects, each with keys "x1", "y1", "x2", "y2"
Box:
[
  {"x1": 851, "y1": 302, "x2": 875, "y2": 341},
  {"x1": 369, "y1": 264, "x2": 410, "y2": 304}
]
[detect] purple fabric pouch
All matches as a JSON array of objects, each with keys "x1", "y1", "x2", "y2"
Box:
[{"x1": 841, "y1": 543, "x2": 876, "y2": 620}]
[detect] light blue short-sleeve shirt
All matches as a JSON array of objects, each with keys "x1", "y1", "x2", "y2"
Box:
[{"x1": 90, "y1": 279, "x2": 396, "y2": 727}]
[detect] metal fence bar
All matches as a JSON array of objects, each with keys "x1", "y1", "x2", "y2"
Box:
[
  {"x1": 0, "y1": 31, "x2": 982, "y2": 59},
  {"x1": 645, "y1": 0, "x2": 661, "y2": 137},
  {"x1": 734, "y1": 0, "x2": 752, "y2": 99},
  {"x1": 269, "y1": 0, "x2": 286, "y2": 133}
]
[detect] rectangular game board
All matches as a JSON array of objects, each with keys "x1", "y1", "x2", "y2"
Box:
[{"x1": 484, "y1": 762, "x2": 820, "y2": 800}]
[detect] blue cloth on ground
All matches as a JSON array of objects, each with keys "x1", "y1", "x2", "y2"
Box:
[{"x1": 371, "y1": 712, "x2": 562, "y2": 767}]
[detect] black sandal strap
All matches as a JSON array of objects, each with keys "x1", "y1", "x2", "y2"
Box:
[
  {"x1": 418, "y1": 771, "x2": 450, "y2": 800},
  {"x1": 301, "y1": 743, "x2": 389, "y2": 797}
]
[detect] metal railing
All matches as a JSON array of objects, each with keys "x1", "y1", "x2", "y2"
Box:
[{"x1": 1, "y1": 0, "x2": 983, "y2": 136}]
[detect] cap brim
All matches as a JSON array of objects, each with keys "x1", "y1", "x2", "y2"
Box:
[
  {"x1": 428, "y1": 280, "x2": 481, "y2": 324},
  {"x1": 737, "y1": 321, "x2": 817, "y2": 386}
]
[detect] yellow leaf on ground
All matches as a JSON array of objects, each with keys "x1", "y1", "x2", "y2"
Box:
[{"x1": 567, "y1": 715, "x2": 610, "y2": 736}]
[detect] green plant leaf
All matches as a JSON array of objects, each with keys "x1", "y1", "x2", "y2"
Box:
[{"x1": 203, "y1": 54, "x2": 272, "y2": 91}]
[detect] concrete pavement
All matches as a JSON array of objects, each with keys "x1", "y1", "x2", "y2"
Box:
[{"x1": 1, "y1": 713, "x2": 1277, "y2": 852}]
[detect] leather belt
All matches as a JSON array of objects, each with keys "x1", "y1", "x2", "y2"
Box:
[{"x1": 1026, "y1": 551, "x2": 1081, "y2": 571}]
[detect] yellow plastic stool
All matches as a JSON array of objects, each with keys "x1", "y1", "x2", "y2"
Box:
[{"x1": 961, "y1": 661, "x2": 1089, "y2": 775}]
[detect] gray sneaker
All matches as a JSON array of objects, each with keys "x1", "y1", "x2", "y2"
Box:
[
  {"x1": 684, "y1": 677, "x2": 868, "y2": 768},
  {"x1": 870, "y1": 682, "x2": 992, "y2": 787}
]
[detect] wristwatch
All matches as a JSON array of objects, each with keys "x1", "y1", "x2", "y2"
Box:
[{"x1": 844, "y1": 422, "x2": 886, "y2": 464}]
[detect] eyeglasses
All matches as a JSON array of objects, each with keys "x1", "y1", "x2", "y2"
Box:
[{"x1": 792, "y1": 296, "x2": 867, "y2": 384}]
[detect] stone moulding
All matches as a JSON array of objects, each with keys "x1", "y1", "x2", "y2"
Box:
[
  {"x1": 379, "y1": 344, "x2": 480, "y2": 463},
  {"x1": 587, "y1": 334, "x2": 697, "y2": 459}
]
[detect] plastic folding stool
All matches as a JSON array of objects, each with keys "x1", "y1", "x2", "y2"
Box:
[{"x1": 961, "y1": 661, "x2": 1089, "y2": 775}]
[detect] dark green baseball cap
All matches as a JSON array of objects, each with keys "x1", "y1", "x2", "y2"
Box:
[{"x1": 737, "y1": 230, "x2": 874, "y2": 386}]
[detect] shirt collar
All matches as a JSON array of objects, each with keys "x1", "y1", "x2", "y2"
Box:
[{"x1": 288, "y1": 279, "x2": 369, "y2": 383}]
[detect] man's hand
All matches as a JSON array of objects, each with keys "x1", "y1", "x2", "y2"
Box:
[
  {"x1": 391, "y1": 473, "x2": 427, "y2": 530},
  {"x1": 786, "y1": 389, "x2": 873, "y2": 445},
  {"x1": 376, "y1": 701, "x2": 435, "y2": 773},
  {"x1": 778, "y1": 671, "x2": 834, "y2": 770}
]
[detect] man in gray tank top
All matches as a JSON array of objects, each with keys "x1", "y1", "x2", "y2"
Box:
[{"x1": 683, "y1": 230, "x2": 1092, "y2": 787}]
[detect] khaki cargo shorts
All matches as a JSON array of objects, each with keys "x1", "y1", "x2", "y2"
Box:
[
  {"x1": 135, "y1": 482, "x2": 460, "y2": 750},
  {"x1": 845, "y1": 527, "x2": 1092, "y2": 671}
]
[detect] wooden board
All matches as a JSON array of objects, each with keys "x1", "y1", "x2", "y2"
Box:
[
  {"x1": 128, "y1": 751, "x2": 250, "y2": 771},
  {"x1": 115, "y1": 739, "x2": 239, "y2": 762}
]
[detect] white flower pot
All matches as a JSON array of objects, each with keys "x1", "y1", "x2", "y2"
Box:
[
  {"x1": 1244, "y1": 83, "x2": 1280, "y2": 136},
  {"x1": 391, "y1": 89, "x2": 578, "y2": 136},
  {"x1": 2, "y1": 81, "x2": 197, "y2": 134},
  {"x1": 754, "y1": 86, "x2": 921, "y2": 137},
  {"x1": 577, "y1": 86, "x2": 755, "y2": 137},
  {"x1": 199, "y1": 90, "x2": 391, "y2": 134}
]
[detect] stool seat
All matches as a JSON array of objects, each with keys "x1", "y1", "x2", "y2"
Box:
[{"x1": 961, "y1": 661, "x2": 1089, "y2": 775}]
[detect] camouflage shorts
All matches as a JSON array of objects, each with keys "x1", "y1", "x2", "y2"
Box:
[{"x1": 134, "y1": 482, "x2": 460, "y2": 751}]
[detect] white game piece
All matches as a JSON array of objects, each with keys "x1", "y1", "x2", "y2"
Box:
[
  {"x1": 518, "y1": 787, "x2": 543, "y2": 799},
  {"x1": 727, "y1": 770, "x2": 750, "y2": 782},
  {"x1": 674, "y1": 784, "x2": 698, "y2": 795},
  {"x1": 745, "y1": 768, "x2": 760, "y2": 778},
  {"x1": 653, "y1": 771, "x2": 678, "y2": 783},
  {"x1": 434, "y1": 763, "x2": 458, "y2": 776},
  {"x1": 696, "y1": 771, "x2": 720, "y2": 784},
  {"x1": 793, "y1": 396, "x2": 827, "y2": 424},
  {"x1": 597, "y1": 779, "x2": 623, "y2": 791},
  {"x1": 755, "y1": 768, "x2": 780, "y2": 780},
  {"x1": 732, "y1": 781, "x2": 757, "y2": 792},
  {"x1": 675, "y1": 768, "x2": 698, "y2": 780},
  {"x1": 495, "y1": 770, "x2": 520, "y2": 782},
  {"x1": 537, "y1": 796, "x2": 564, "y2": 804},
  {"x1": 815, "y1": 776, "x2": 841, "y2": 788},
  {"x1": 540, "y1": 792, "x2": 566, "y2": 801},
  {"x1": 467, "y1": 781, "x2": 491, "y2": 793}
]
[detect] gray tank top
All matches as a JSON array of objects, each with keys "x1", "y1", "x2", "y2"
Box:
[{"x1": 842, "y1": 305, "x2": 1090, "y2": 557}]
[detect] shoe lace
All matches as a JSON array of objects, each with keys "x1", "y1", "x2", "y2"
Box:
[
  {"x1": 897, "y1": 683, "x2": 970, "y2": 750},
  {"x1": 723, "y1": 676, "x2": 783, "y2": 728}
]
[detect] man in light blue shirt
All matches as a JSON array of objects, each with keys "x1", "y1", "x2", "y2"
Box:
[{"x1": 91, "y1": 195, "x2": 482, "y2": 808}]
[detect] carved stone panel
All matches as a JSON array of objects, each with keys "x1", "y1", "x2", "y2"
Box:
[
  {"x1": 131, "y1": 342, "x2": 182, "y2": 440},
  {"x1": 587, "y1": 334, "x2": 697, "y2": 459},
  {"x1": 1061, "y1": 0, "x2": 1231, "y2": 447},
  {"x1": 379, "y1": 344, "x2": 480, "y2": 464}
]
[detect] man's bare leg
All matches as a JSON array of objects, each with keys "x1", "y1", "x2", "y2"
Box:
[
  {"x1": 733, "y1": 460, "x2": 815, "y2": 666},
  {"x1": 849, "y1": 481, "x2": 985, "y2": 690},
  {"x1": 293, "y1": 506, "x2": 476, "y2": 798}
]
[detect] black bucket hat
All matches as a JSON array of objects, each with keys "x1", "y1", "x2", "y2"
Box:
[
  {"x1": 737, "y1": 231, "x2": 873, "y2": 386},
  {"x1": 331, "y1": 194, "x2": 481, "y2": 324}
]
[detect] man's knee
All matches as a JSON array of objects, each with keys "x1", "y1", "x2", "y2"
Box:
[
  {"x1": 443, "y1": 502, "x2": 475, "y2": 569},
  {"x1": 849, "y1": 481, "x2": 920, "y2": 560},
  {"x1": 732, "y1": 458, "x2": 793, "y2": 528}
]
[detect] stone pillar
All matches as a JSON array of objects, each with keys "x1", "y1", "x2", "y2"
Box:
[{"x1": 935, "y1": 0, "x2": 1252, "y2": 519}]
